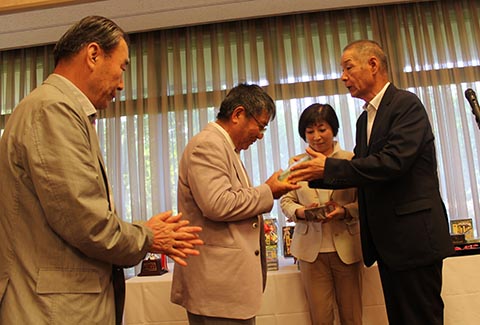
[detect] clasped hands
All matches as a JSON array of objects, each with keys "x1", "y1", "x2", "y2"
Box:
[{"x1": 145, "y1": 211, "x2": 203, "y2": 266}]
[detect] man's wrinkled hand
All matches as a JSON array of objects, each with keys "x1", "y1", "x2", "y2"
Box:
[
  {"x1": 288, "y1": 147, "x2": 326, "y2": 183},
  {"x1": 145, "y1": 211, "x2": 203, "y2": 266}
]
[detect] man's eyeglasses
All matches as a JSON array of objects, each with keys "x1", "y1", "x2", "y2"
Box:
[{"x1": 250, "y1": 114, "x2": 268, "y2": 134}]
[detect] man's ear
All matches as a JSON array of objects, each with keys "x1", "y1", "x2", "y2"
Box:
[
  {"x1": 368, "y1": 56, "x2": 379, "y2": 74},
  {"x1": 86, "y1": 42, "x2": 101, "y2": 67},
  {"x1": 232, "y1": 106, "x2": 245, "y2": 123}
]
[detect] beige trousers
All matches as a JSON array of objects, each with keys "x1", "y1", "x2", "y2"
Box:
[
  {"x1": 299, "y1": 252, "x2": 363, "y2": 325},
  {"x1": 187, "y1": 312, "x2": 256, "y2": 325}
]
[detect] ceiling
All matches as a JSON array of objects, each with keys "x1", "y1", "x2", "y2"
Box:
[{"x1": 0, "y1": 0, "x2": 417, "y2": 50}]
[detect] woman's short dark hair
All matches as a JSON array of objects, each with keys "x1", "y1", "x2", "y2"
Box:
[
  {"x1": 298, "y1": 103, "x2": 339, "y2": 141},
  {"x1": 217, "y1": 83, "x2": 276, "y2": 121},
  {"x1": 53, "y1": 15, "x2": 129, "y2": 67}
]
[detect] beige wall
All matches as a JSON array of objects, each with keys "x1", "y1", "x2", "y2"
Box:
[
  {"x1": 0, "y1": 0, "x2": 420, "y2": 51},
  {"x1": 0, "y1": 0, "x2": 94, "y2": 13}
]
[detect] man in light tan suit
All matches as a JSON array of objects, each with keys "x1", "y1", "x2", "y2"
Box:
[
  {"x1": 0, "y1": 16, "x2": 202, "y2": 325},
  {"x1": 171, "y1": 84, "x2": 299, "y2": 324}
]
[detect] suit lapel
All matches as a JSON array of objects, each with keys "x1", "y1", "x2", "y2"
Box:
[
  {"x1": 356, "y1": 111, "x2": 369, "y2": 158},
  {"x1": 234, "y1": 155, "x2": 251, "y2": 187},
  {"x1": 86, "y1": 119, "x2": 115, "y2": 212},
  {"x1": 367, "y1": 84, "x2": 396, "y2": 153},
  {"x1": 97, "y1": 156, "x2": 113, "y2": 211}
]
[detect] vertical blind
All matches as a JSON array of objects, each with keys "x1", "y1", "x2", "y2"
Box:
[{"x1": 1, "y1": 0, "x2": 480, "y2": 250}]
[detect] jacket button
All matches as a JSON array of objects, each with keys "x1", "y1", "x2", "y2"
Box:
[
  {"x1": 255, "y1": 250, "x2": 260, "y2": 256},
  {"x1": 252, "y1": 222, "x2": 258, "y2": 228}
]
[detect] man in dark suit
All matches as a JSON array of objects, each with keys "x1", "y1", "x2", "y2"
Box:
[{"x1": 289, "y1": 40, "x2": 454, "y2": 324}]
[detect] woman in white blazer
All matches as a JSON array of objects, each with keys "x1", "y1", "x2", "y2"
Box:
[{"x1": 280, "y1": 103, "x2": 363, "y2": 325}]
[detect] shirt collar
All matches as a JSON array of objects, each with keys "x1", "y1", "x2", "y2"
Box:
[
  {"x1": 211, "y1": 121, "x2": 237, "y2": 154},
  {"x1": 330, "y1": 141, "x2": 341, "y2": 157},
  {"x1": 53, "y1": 73, "x2": 97, "y2": 118},
  {"x1": 363, "y1": 82, "x2": 390, "y2": 112}
]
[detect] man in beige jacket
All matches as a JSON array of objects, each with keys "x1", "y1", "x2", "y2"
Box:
[
  {"x1": 171, "y1": 84, "x2": 298, "y2": 324},
  {"x1": 0, "y1": 16, "x2": 202, "y2": 325}
]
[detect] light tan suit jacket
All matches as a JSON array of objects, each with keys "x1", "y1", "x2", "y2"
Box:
[
  {"x1": 0, "y1": 74, "x2": 153, "y2": 324},
  {"x1": 280, "y1": 145, "x2": 362, "y2": 264},
  {"x1": 171, "y1": 122, "x2": 274, "y2": 319}
]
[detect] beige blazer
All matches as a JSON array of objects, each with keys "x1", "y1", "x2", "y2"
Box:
[
  {"x1": 171, "y1": 122, "x2": 274, "y2": 319},
  {"x1": 0, "y1": 74, "x2": 153, "y2": 324},
  {"x1": 280, "y1": 145, "x2": 362, "y2": 264}
]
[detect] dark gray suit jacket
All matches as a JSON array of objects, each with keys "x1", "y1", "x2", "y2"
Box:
[{"x1": 310, "y1": 84, "x2": 454, "y2": 270}]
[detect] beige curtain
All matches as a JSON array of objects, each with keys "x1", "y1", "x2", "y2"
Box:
[{"x1": 1, "y1": 0, "x2": 480, "y2": 255}]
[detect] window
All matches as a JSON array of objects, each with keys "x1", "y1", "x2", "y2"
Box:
[{"x1": 1, "y1": 1, "x2": 480, "y2": 275}]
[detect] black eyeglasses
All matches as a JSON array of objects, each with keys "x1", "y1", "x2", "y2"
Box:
[{"x1": 250, "y1": 114, "x2": 268, "y2": 134}]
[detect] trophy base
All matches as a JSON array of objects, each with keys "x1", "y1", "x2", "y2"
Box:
[{"x1": 138, "y1": 258, "x2": 168, "y2": 276}]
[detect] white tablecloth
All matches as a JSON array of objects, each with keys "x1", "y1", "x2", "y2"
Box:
[{"x1": 124, "y1": 254, "x2": 480, "y2": 325}]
